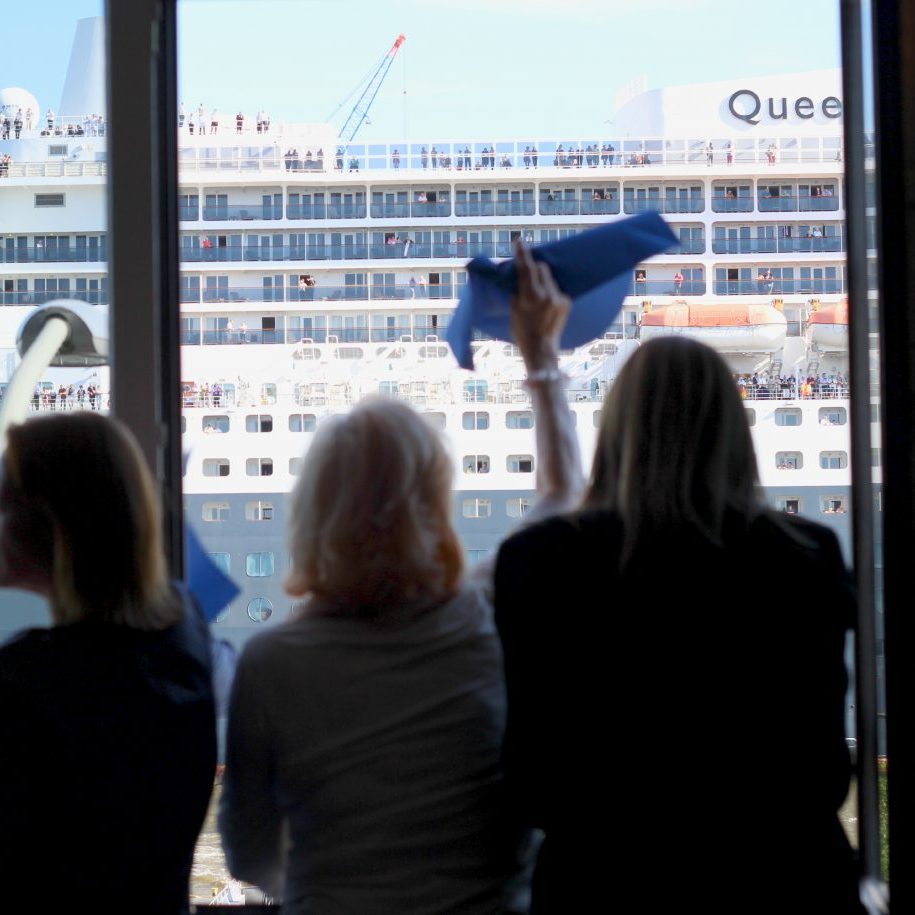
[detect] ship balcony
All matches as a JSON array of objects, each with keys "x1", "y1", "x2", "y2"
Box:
[
  {"x1": 287, "y1": 203, "x2": 368, "y2": 219},
  {"x1": 711, "y1": 236, "x2": 845, "y2": 255},
  {"x1": 369, "y1": 202, "x2": 452, "y2": 218},
  {"x1": 538, "y1": 198, "x2": 620, "y2": 216},
  {"x1": 453, "y1": 201, "x2": 537, "y2": 217},
  {"x1": 712, "y1": 278, "x2": 847, "y2": 295},
  {"x1": 182, "y1": 282, "x2": 457, "y2": 305},
  {"x1": 631, "y1": 280, "x2": 706, "y2": 296},
  {"x1": 0, "y1": 244, "x2": 108, "y2": 263},
  {"x1": 1, "y1": 290, "x2": 108, "y2": 306},
  {"x1": 711, "y1": 196, "x2": 755, "y2": 213},
  {"x1": 201, "y1": 203, "x2": 284, "y2": 221},
  {"x1": 622, "y1": 197, "x2": 704, "y2": 215},
  {"x1": 757, "y1": 195, "x2": 841, "y2": 213}
]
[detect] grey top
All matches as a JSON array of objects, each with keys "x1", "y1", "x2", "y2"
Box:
[{"x1": 219, "y1": 582, "x2": 518, "y2": 914}]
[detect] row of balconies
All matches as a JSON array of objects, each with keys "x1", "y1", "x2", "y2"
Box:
[{"x1": 179, "y1": 193, "x2": 842, "y2": 222}]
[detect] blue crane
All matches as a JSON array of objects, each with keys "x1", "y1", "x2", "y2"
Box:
[{"x1": 330, "y1": 34, "x2": 406, "y2": 149}]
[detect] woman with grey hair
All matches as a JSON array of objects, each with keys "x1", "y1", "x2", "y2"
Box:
[
  {"x1": 220, "y1": 242, "x2": 582, "y2": 913},
  {"x1": 494, "y1": 336, "x2": 865, "y2": 914}
]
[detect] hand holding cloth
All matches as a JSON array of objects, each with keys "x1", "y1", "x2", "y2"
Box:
[{"x1": 446, "y1": 211, "x2": 678, "y2": 369}]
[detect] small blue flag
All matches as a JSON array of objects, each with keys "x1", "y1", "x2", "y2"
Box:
[
  {"x1": 185, "y1": 525, "x2": 240, "y2": 623},
  {"x1": 446, "y1": 211, "x2": 679, "y2": 370}
]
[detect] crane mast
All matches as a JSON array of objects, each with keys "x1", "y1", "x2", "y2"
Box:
[{"x1": 338, "y1": 34, "x2": 406, "y2": 148}]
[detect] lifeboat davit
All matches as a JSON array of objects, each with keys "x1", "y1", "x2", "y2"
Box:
[
  {"x1": 807, "y1": 301, "x2": 848, "y2": 351},
  {"x1": 639, "y1": 303, "x2": 787, "y2": 353}
]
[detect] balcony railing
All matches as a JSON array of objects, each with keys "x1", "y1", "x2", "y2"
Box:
[
  {"x1": 712, "y1": 237, "x2": 844, "y2": 255},
  {"x1": 631, "y1": 280, "x2": 706, "y2": 295},
  {"x1": 0, "y1": 245, "x2": 108, "y2": 264},
  {"x1": 174, "y1": 133, "x2": 845, "y2": 174},
  {"x1": 369, "y1": 203, "x2": 452, "y2": 218},
  {"x1": 539, "y1": 199, "x2": 621, "y2": 216},
  {"x1": 1, "y1": 290, "x2": 108, "y2": 306},
  {"x1": 757, "y1": 194, "x2": 841, "y2": 213},
  {"x1": 287, "y1": 204, "x2": 368, "y2": 219},
  {"x1": 711, "y1": 197, "x2": 755, "y2": 213},
  {"x1": 713, "y1": 279, "x2": 846, "y2": 295},
  {"x1": 201, "y1": 204, "x2": 284, "y2": 221},
  {"x1": 183, "y1": 283, "x2": 457, "y2": 304},
  {"x1": 622, "y1": 198, "x2": 704, "y2": 215}
]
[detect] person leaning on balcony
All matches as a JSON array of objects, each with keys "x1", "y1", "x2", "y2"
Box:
[
  {"x1": 0, "y1": 413, "x2": 217, "y2": 914},
  {"x1": 219, "y1": 241, "x2": 583, "y2": 914},
  {"x1": 494, "y1": 336, "x2": 866, "y2": 914}
]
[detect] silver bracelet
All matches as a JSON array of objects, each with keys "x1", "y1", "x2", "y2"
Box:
[{"x1": 523, "y1": 367, "x2": 568, "y2": 387}]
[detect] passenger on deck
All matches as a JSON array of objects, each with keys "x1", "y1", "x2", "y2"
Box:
[
  {"x1": 220, "y1": 241, "x2": 582, "y2": 914},
  {"x1": 494, "y1": 336, "x2": 865, "y2": 914},
  {"x1": 0, "y1": 413, "x2": 216, "y2": 914}
]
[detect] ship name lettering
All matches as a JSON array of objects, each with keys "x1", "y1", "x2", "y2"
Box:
[{"x1": 727, "y1": 89, "x2": 844, "y2": 125}]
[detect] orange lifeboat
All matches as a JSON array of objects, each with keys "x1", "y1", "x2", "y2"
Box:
[
  {"x1": 807, "y1": 301, "x2": 848, "y2": 351},
  {"x1": 639, "y1": 303, "x2": 787, "y2": 353}
]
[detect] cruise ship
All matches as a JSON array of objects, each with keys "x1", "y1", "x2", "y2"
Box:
[{"x1": 0, "y1": 19, "x2": 861, "y2": 647}]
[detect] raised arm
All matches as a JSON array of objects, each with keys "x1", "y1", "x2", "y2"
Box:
[{"x1": 511, "y1": 239, "x2": 584, "y2": 520}]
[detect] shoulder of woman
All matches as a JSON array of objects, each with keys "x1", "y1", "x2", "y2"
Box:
[{"x1": 497, "y1": 509, "x2": 622, "y2": 570}]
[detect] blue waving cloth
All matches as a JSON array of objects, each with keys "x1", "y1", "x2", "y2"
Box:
[
  {"x1": 446, "y1": 211, "x2": 679, "y2": 370},
  {"x1": 185, "y1": 524, "x2": 240, "y2": 623}
]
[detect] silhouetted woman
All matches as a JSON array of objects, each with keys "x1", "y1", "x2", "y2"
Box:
[
  {"x1": 495, "y1": 337, "x2": 864, "y2": 914},
  {"x1": 220, "y1": 243, "x2": 581, "y2": 913},
  {"x1": 0, "y1": 413, "x2": 216, "y2": 914}
]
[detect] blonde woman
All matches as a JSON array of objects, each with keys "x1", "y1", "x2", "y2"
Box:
[
  {"x1": 0, "y1": 412, "x2": 216, "y2": 913},
  {"x1": 220, "y1": 244, "x2": 581, "y2": 913},
  {"x1": 495, "y1": 337, "x2": 864, "y2": 914}
]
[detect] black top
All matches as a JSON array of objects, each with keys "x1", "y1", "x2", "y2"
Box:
[
  {"x1": 0, "y1": 592, "x2": 216, "y2": 913},
  {"x1": 495, "y1": 509, "x2": 864, "y2": 914}
]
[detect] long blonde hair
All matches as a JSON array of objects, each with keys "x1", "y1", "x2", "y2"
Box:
[
  {"x1": 585, "y1": 337, "x2": 761, "y2": 564},
  {"x1": 2, "y1": 413, "x2": 180, "y2": 629},
  {"x1": 286, "y1": 397, "x2": 464, "y2": 618}
]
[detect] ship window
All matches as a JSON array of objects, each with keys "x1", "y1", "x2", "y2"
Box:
[
  {"x1": 870, "y1": 403, "x2": 881, "y2": 423},
  {"x1": 423, "y1": 411, "x2": 447, "y2": 430},
  {"x1": 507, "y1": 454, "x2": 535, "y2": 473},
  {"x1": 246, "y1": 457, "x2": 274, "y2": 476},
  {"x1": 260, "y1": 383, "x2": 278, "y2": 404},
  {"x1": 245, "y1": 552, "x2": 275, "y2": 577},
  {"x1": 506, "y1": 410, "x2": 534, "y2": 429},
  {"x1": 775, "y1": 408, "x2": 803, "y2": 426},
  {"x1": 290, "y1": 601, "x2": 308, "y2": 619},
  {"x1": 462, "y1": 411, "x2": 490, "y2": 430},
  {"x1": 821, "y1": 496, "x2": 848, "y2": 514},
  {"x1": 202, "y1": 501, "x2": 231, "y2": 522},
  {"x1": 208, "y1": 553, "x2": 231, "y2": 575},
  {"x1": 819, "y1": 407, "x2": 847, "y2": 426},
  {"x1": 202, "y1": 415, "x2": 229, "y2": 433},
  {"x1": 745, "y1": 408, "x2": 756, "y2": 426},
  {"x1": 775, "y1": 451, "x2": 803, "y2": 470},
  {"x1": 872, "y1": 448, "x2": 882, "y2": 467},
  {"x1": 507, "y1": 497, "x2": 533, "y2": 518},
  {"x1": 35, "y1": 193, "x2": 65, "y2": 207},
  {"x1": 245, "y1": 501, "x2": 274, "y2": 521},
  {"x1": 245, "y1": 414, "x2": 273, "y2": 433},
  {"x1": 48, "y1": 144, "x2": 68, "y2": 156},
  {"x1": 462, "y1": 498, "x2": 492, "y2": 519},
  {"x1": 289, "y1": 414, "x2": 317, "y2": 432},
  {"x1": 463, "y1": 380, "x2": 488, "y2": 403},
  {"x1": 776, "y1": 497, "x2": 802, "y2": 514},
  {"x1": 203, "y1": 458, "x2": 230, "y2": 477},
  {"x1": 247, "y1": 598, "x2": 273, "y2": 622},
  {"x1": 289, "y1": 457, "x2": 303, "y2": 476},
  {"x1": 337, "y1": 347, "x2": 364, "y2": 359},
  {"x1": 463, "y1": 455, "x2": 491, "y2": 474},
  {"x1": 467, "y1": 549, "x2": 491, "y2": 563},
  {"x1": 819, "y1": 451, "x2": 848, "y2": 470}
]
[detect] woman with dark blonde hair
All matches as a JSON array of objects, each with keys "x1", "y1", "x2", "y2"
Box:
[
  {"x1": 495, "y1": 336, "x2": 865, "y2": 914},
  {"x1": 220, "y1": 244, "x2": 582, "y2": 913},
  {"x1": 0, "y1": 412, "x2": 216, "y2": 914}
]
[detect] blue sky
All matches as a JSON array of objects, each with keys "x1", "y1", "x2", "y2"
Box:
[{"x1": 1, "y1": 0, "x2": 842, "y2": 139}]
